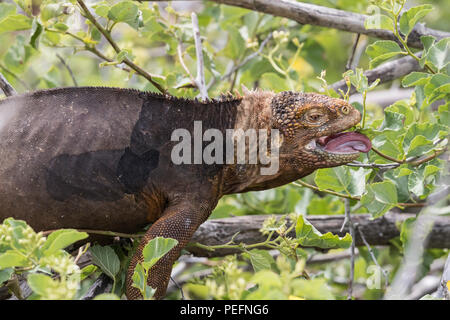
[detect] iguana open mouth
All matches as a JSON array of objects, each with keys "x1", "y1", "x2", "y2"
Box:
[{"x1": 307, "y1": 132, "x2": 372, "y2": 154}]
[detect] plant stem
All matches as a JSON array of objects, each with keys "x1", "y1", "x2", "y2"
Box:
[
  {"x1": 371, "y1": 147, "x2": 405, "y2": 164},
  {"x1": 76, "y1": 0, "x2": 166, "y2": 93},
  {"x1": 293, "y1": 180, "x2": 359, "y2": 200}
]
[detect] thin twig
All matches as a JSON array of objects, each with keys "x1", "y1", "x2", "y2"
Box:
[
  {"x1": 46, "y1": 28, "x2": 134, "y2": 74},
  {"x1": 355, "y1": 224, "x2": 389, "y2": 288},
  {"x1": 76, "y1": 0, "x2": 166, "y2": 93},
  {"x1": 347, "y1": 146, "x2": 446, "y2": 170},
  {"x1": 344, "y1": 198, "x2": 355, "y2": 300},
  {"x1": 294, "y1": 180, "x2": 426, "y2": 208},
  {"x1": 371, "y1": 147, "x2": 405, "y2": 164},
  {"x1": 346, "y1": 161, "x2": 400, "y2": 169},
  {"x1": 73, "y1": 243, "x2": 90, "y2": 264},
  {"x1": 206, "y1": 33, "x2": 273, "y2": 90},
  {"x1": 56, "y1": 54, "x2": 78, "y2": 87},
  {"x1": 346, "y1": 33, "x2": 360, "y2": 71},
  {"x1": 191, "y1": 12, "x2": 208, "y2": 100},
  {"x1": 294, "y1": 180, "x2": 358, "y2": 200},
  {"x1": 0, "y1": 70, "x2": 17, "y2": 96},
  {"x1": 177, "y1": 42, "x2": 197, "y2": 88},
  {"x1": 170, "y1": 276, "x2": 185, "y2": 300}
]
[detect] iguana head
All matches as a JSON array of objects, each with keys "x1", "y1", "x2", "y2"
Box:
[{"x1": 272, "y1": 91, "x2": 371, "y2": 169}]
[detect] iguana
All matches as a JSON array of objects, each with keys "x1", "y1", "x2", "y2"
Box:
[{"x1": 0, "y1": 87, "x2": 371, "y2": 299}]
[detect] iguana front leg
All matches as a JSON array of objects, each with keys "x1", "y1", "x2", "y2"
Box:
[{"x1": 126, "y1": 199, "x2": 211, "y2": 299}]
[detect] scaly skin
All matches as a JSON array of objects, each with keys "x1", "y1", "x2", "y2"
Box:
[{"x1": 0, "y1": 87, "x2": 363, "y2": 299}]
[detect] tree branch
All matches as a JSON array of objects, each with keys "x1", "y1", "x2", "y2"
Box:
[
  {"x1": 188, "y1": 213, "x2": 450, "y2": 257},
  {"x1": 56, "y1": 54, "x2": 78, "y2": 87},
  {"x1": 331, "y1": 54, "x2": 422, "y2": 95},
  {"x1": 149, "y1": 0, "x2": 450, "y2": 49}
]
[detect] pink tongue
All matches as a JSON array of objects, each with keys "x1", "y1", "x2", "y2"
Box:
[{"x1": 318, "y1": 132, "x2": 371, "y2": 153}]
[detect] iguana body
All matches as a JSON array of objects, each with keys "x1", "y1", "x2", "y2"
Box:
[{"x1": 0, "y1": 87, "x2": 370, "y2": 299}]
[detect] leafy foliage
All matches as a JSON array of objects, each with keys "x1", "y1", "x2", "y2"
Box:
[{"x1": 0, "y1": 0, "x2": 448, "y2": 300}]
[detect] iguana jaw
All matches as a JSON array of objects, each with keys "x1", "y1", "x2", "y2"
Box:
[
  {"x1": 301, "y1": 125, "x2": 372, "y2": 166},
  {"x1": 306, "y1": 131, "x2": 372, "y2": 155}
]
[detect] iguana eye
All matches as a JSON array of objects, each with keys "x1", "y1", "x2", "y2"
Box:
[
  {"x1": 341, "y1": 105, "x2": 350, "y2": 114},
  {"x1": 304, "y1": 109, "x2": 327, "y2": 125}
]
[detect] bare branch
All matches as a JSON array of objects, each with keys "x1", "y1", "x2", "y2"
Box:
[
  {"x1": 188, "y1": 213, "x2": 450, "y2": 257},
  {"x1": 356, "y1": 224, "x2": 389, "y2": 288},
  {"x1": 0, "y1": 71, "x2": 17, "y2": 96},
  {"x1": 149, "y1": 0, "x2": 450, "y2": 49},
  {"x1": 177, "y1": 42, "x2": 197, "y2": 88},
  {"x1": 56, "y1": 54, "x2": 78, "y2": 87},
  {"x1": 346, "y1": 33, "x2": 361, "y2": 71},
  {"x1": 191, "y1": 13, "x2": 208, "y2": 99}
]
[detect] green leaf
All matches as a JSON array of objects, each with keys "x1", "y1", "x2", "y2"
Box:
[
  {"x1": 0, "y1": 3, "x2": 16, "y2": 21},
  {"x1": 378, "y1": 110, "x2": 405, "y2": 131},
  {"x1": 223, "y1": 27, "x2": 245, "y2": 60},
  {"x1": 132, "y1": 263, "x2": 156, "y2": 299},
  {"x1": 407, "y1": 163, "x2": 441, "y2": 198},
  {"x1": 399, "y1": 4, "x2": 433, "y2": 36},
  {"x1": 343, "y1": 68, "x2": 368, "y2": 93},
  {"x1": 0, "y1": 268, "x2": 13, "y2": 284},
  {"x1": 314, "y1": 167, "x2": 369, "y2": 197},
  {"x1": 245, "y1": 249, "x2": 275, "y2": 272},
  {"x1": 260, "y1": 72, "x2": 289, "y2": 92},
  {"x1": 438, "y1": 103, "x2": 449, "y2": 127},
  {"x1": 366, "y1": 40, "x2": 405, "y2": 68},
  {"x1": 27, "y1": 273, "x2": 55, "y2": 297},
  {"x1": 402, "y1": 72, "x2": 431, "y2": 87},
  {"x1": 406, "y1": 135, "x2": 433, "y2": 157},
  {"x1": 53, "y1": 22, "x2": 69, "y2": 32},
  {"x1": 142, "y1": 237, "x2": 178, "y2": 271},
  {"x1": 251, "y1": 270, "x2": 282, "y2": 288},
  {"x1": 108, "y1": 1, "x2": 140, "y2": 29},
  {"x1": 0, "y1": 14, "x2": 32, "y2": 34},
  {"x1": 384, "y1": 101, "x2": 415, "y2": 127},
  {"x1": 360, "y1": 181, "x2": 398, "y2": 218},
  {"x1": 80, "y1": 265, "x2": 98, "y2": 281},
  {"x1": 421, "y1": 35, "x2": 436, "y2": 52},
  {"x1": 403, "y1": 123, "x2": 447, "y2": 153},
  {"x1": 424, "y1": 73, "x2": 450, "y2": 95},
  {"x1": 0, "y1": 251, "x2": 29, "y2": 269},
  {"x1": 306, "y1": 196, "x2": 344, "y2": 215},
  {"x1": 295, "y1": 215, "x2": 352, "y2": 249},
  {"x1": 425, "y1": 38, "x2": 449, "y2": 71},
  {"x1": 132, "y1": 263, "x2": 146, "y2": 293},
  {"x1": 292, "y1": 278, "x2": 335, "y2": 300},
  {"x1": 384, "y1": 168, "x2": 411, "y2": 203},
  {"x1": 89, "y1": 245, "x2": 120, "y2": 280},
  {"x1": 41, "y1": 3, "x2": 64, "y2": 22},
  {"x1": 41, "y1": 229, "x2": 88, "y2": 256},
  {"x1": 94, "y1": 5, "x2": 110, "y2": 18},
  {"x1": 3, "y1": 35, "x2": 36, "y2": 73}
]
